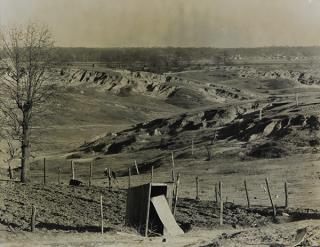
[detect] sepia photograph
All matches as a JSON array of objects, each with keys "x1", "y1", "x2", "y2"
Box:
[{"x1": 1, "y1": 0, "x2": 320, "y2": 246}]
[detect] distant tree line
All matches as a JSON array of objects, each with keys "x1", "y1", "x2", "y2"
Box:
[
  {"x1": 3, "y1": 46, "x2": 320, "y2": 73},
  {"x1": 53, "y1": 47, "x2": 222, "y2": 72},
  {"x1": 50, "y1": 46, "x2": 320, "y2": 73}
]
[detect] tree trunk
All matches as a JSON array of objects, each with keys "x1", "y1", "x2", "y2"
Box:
[{"x1": 21, "y1": 112, "x2": 31, "y2": 183}]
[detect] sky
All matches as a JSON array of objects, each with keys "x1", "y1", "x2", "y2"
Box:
[{"x1": 0, "y1": 0, "x2": 320, "y2": 48}]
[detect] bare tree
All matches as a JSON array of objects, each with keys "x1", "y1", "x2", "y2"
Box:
[{"x1": 0, "y1": 24, "x2": 55, "y2": 182}]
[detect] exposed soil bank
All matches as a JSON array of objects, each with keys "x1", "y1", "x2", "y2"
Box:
[{"x1": 1, "y1": 182, "x2": 320, "y2": 235}]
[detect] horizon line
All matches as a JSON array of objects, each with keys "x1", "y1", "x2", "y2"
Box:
[{"x1": 54, "y1": 45, "x2": 320, "y2": 50}]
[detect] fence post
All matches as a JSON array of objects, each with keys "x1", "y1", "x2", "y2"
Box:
[
  {"x1": 145, "y1": 183, "x2": 152, "y2": 237},
  {"x1": 100, "y1": 195, "x2": 104, "y2": 234},
  {"x1": 196, "y1": 176, "x2": 200, "y2": 200},
  {"x1": 173, "y1": 173, "x2": 180, "y2": 216},
  {"x1": 171, "y1": 152, "x2": 175, "y2": 182},
  {"x1": 191, "y1": 138, "x2": 194, "y2": 156},
  {"x1": 89, "y1": 162, "x2": 92, "y2": 187},
  {"x1": 265, "y1": 178, "x2": 276, "y2": 219},
  {"x1": 71, "y1": 160, "x2": 75, "y2": 179},
  {"x1": 108, "y1": 168, "x2": 111, "y2": 190},
  {"x1": 205, "y1": 145, "x2": 212, "y2": 161},
  {"x1": 215, "y1": 183, "x2": 218, "y2": 204},
  {"x1": 58, "y1": 168, "x2": 61, "y2": 184},
  {"x1": 31, "y1": 205, "x2": 36, "y2": 232},
  {"x1": 43, "y1": 158, "x2": 46, "y2": 185},
  {"x1": 219, "y1": 181, "x2": 223, "y2": 225},
  {"x1": 128, "y1": 167, "x2": 131, "y2": 188},
  {"x1": 244, "y1": 180, "x2": 250, "y2": 208},
  {"x1": 8, "y1": 165, "x2": 13, "y2": 179},
  {"x1": 134, "y1": 160, "x2": 139, "y2": 175},
  {"x1": 151, "y1": 166, "x2": 154, "y2": 183},
  {"x1": 284, "y1": 181, "x2": 288, "y2": 208},
  {"x1": 259, "y1": 108, "x2": 262, "y2": 120}
]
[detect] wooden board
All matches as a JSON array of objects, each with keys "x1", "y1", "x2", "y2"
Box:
[{"x1": 151, "y1": 195, "x2": 184, "y2": 236}]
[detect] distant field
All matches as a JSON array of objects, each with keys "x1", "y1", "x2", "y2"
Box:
[
  {"x1": 171, "y1": 65, "x2": 320, "y2": 97},
  {"x1": 0, "y1": 82, "x2": 183, "y2": 167}
]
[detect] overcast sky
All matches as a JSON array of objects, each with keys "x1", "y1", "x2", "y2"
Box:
[{"x1": 0, "y1": 0, "x2": 320, "y2": 48}]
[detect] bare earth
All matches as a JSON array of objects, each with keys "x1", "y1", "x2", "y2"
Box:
[
  {"x1": 2, "y1": 220, "x2": 320, "y2": 247},
  {"x1": 2, "y1": 63, "x2": 320, "y2": 246}
]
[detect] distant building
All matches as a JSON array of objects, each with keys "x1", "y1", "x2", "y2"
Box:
[{"x1": 233, "y1": 54, "x2": 242, "y2": 60}]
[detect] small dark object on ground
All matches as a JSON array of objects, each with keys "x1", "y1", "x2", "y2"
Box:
[
  {"x1": 179, "y1": 222, "x2": 192, "y2": 232},
  {"x1": 248, "y1": 142, "x2": 287, "y2": 159},
  {"x1": 309, "y1": 138, "x2": 320, "y2": 147},
  {"x1": 269, "y1": 243, "x2": 285, "y2": 247},
  {"x1": 69, "y1": 179, "x2": 83, "y2": 186},
  {"x1": 66, "y1": 153, "x2": 82, "y2": 159}
]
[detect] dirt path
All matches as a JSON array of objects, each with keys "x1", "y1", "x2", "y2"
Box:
[
  {"x1": 0, "y1": 226, "x2": 234, "y2": 247},
  {"x1": 1, "y1": 220, "x2": 320, "y2": 247},
  {"x1": 207, "y1": 219, "x2": 320, "y2": 246}
]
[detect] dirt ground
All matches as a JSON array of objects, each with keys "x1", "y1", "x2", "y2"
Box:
[
  {"x1": 0, "y1": 183, "x2": 271, "y2": 232},
  {"x1": 1, "y1": 182, "x2": 320, "y2": 246},
  {"x1": 1, "y1": 220, "x2": 320, "y2": 247},
  {"x1": 0, "y1": 226, "x2": 237, "y2": 247},
  {"x1": 203, "y1": 220, "x2": 320, "y2": 247}
]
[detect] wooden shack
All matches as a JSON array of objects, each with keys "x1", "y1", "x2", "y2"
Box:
[{"x1": 126, "y1": 182, "x2": 180, "y2": 236}]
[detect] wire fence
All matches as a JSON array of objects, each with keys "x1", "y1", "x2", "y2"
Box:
[
  {"x1": 1, "y1": 157, "x2": 295, "y2": 212},
  {"x1": 2, "y1": 148, "x2": 319, "y2": 211}
]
